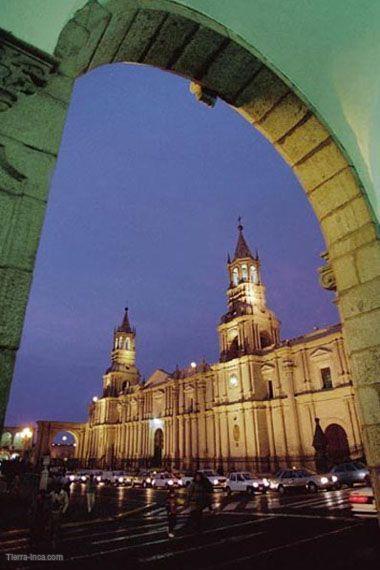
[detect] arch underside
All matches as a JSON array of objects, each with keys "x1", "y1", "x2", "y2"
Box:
[{"x1": 0, "y1": 0, "x2": 379, "y2": 502}]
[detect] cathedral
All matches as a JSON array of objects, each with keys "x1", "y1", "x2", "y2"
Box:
[{"x1": 36, "y1": 224, "x2": 363, "y2": 472}]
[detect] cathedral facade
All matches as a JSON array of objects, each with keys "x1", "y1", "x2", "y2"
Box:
[{"x1": 37, "y1": 225, "x2": 363, "y2": 472}]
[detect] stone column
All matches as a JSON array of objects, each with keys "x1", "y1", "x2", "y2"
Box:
[{"x1": 281, "y1": 355, "x2": 303, "y2": 461}]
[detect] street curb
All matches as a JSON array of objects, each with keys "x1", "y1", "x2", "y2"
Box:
[{"x1": 1, "y1": 502, "x2": 157, "y2": 536}]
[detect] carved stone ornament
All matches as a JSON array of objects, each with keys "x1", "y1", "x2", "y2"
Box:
[
  {"x1": 318, "y1": 251, "x2": 337, "y2": 291},
  {"x1": 190, "y1": 81, "x2": 217, "y2": 108},
  {"x1": 0, "y1": 30, "x2": 57, "y2": 112}
]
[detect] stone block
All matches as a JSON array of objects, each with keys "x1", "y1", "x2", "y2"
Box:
[
  {"x1": 355, "y1": 241, "x2": 380, "y2": 284},
  {"x1": 343, "y1": 309, "x2": 380, "y2": 353},
  {"x1": 294, "y1": 140, "x2": 348, "y2": 193},
  {"x1": 0, "y1": 348, "x2": 16, "y2": 428},
  {"x1": 329, "y1": 223, "x2": 377, "y2": 259},
  {"x1": 89, "y1": 7, "x2": 139, "y2": 69},
  {"x1": 143, "y1": 14, "x2": 198, "y2": 69},
  {"x1": 308, "y1": 167, "x2": 361, "y2": 222},
  {"x1": 361, "y1": 424, "x2": 380, "y2": 466},
  {"x1": 0, "y1": 134, "x2": 57, "y2": 201},
  {"x1": 0, "y1": 196, "x2": 47, "y2": 270},
  {"x1": 115, "y1": 9, "x2": 167, "y2": 63},
  {"x1": 275, "y1": 115, "x2": 330, "y2": 165},
  {"x1": 236, "y1": 67, "x2": 289, "y2": 121},
  {"x1": 339, "y1": 278, "x2": 380, "y2": 318},
  {"x1": 332, "y1": 254, "x2": 359, "y2": 291},
  {"x1": 0, "y1": 91, "x2": 68, "y2": 156},
  {"x1": 0, "y1": 267, "x2": 32, "y2": 348},
  {"x1": 255, "y1": 92, "x2": 308, "y2": 143},
  {"x1": 172, "y1": 26, "x2": 227, "y2": 80},
  {"x1": 202, "y1": 42, "x2": 262, "y2": 102},
  {"x1": 321, "y1": 197, "x2": 373, "y2": 246},
  {"x1": 349, "y1": 346, "x2": 380, "y2": 386}
]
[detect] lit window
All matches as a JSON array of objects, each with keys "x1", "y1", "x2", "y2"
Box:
[
  {"x1": 250, "y1": 266, "x2": 257, "y2": 283},
  {"x1": 321, "y1": 367, "x2": 333, "y2": 389},
  {"x1": 232, "y1": 267, "x2": 239, "y2": 286},
  {"x1": 229, "y1": 375, "x2": 238, "y2": 387},
  {"x1": 241, "y1": 264, "x2": 248, "y2": 281},
  {"x1": 125, "y1": 338, "x2": 130, "y2": 350}
]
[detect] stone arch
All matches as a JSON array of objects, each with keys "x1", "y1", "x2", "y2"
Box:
[
  {"x1": 325, "y1": 423, "x2": 350, "y2": 464},
  {"x1": 34, "y1": 421, "x2": 87, "y2": 465},
  {"x1": 153, "y1": 428, "x2": 164, "y2": 467},
  {"x1": 0, "y1": 0, "x2": 378, "y2": 500},
  {"x1": 0, "y1": 431, "x2": 12, "y2": 447}
]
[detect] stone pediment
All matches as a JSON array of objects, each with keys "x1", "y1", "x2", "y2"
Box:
[
  {"x1": 261, "y1": 363, "x2": 275, "y2": 375},
  {"x1": 144, "y1": 369, "x2": 170, "y2": 387},
  {"x1": 183, "y1": 384, "x2": 195, "y2": 394},
  {"x1": 310, "y1": 347, "x2": 332, "y2": 359}
]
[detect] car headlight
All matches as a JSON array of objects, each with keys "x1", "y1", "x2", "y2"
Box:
[
  {"x1": 263, "y1": 478, "x2": 269, "y2": 486},
  {"x1": 168, "y1": 480, "x2": 173, "y2": 485},
  {"x1": 320, "y1": 477, "x2": 328, "y2": 484},
  {"x1": 81, "y1": 476, "x2": 86, "y2": 481},
  {"x1": 96, "y1": 476, "x2": 101, "y2": 482},
  {"x1": 213, "y1": 479, "x2": 218, "y2": 485},
  {"x1": 146, "y1": 477, "x2": 151, "y2": 484},
  {"x1": 69, "y1": 475, "x2": 75, "y2": 481},
  {"x1": 253, "y1": 482, "x2": 259, "y2": 488},
  {"x1": 152, "y1": 480, "x2": 155, "y2": 486},
  {"x1": 178, "y1": 479, "x2": 183, "y2": 485},
  {"x1": 118, "y1": 477, "x2": 124, "y2": 483},
  {"x1": 332, "y1": 475, "x2": 338, "y2": 483}
]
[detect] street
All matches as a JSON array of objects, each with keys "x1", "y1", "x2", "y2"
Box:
[{"x1": 1, "y1": 485, "x2": 379, "y2": 569}]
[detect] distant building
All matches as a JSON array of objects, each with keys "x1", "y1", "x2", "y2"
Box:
[
  {"x1": 0, "y1": 426, "x2": 34, "y2": 461},
  {"x1": 36, "y1": 224, "x2": 363, "y2": 471}
]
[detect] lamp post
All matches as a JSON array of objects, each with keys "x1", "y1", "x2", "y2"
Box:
[{"x1": 19, "y1": 427, "x2": 33, "y2": 461}]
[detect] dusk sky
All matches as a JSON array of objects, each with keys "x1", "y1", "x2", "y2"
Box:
[{"x1": 6, "y1": 64, "x2": 338, "y2": 426}]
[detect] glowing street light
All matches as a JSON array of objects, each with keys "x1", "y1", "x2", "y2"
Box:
[
  {"x1": 62, "y1": 435, "x2": 68, "y2": 442},
  {"x1": 190, "y1": 361, "x2": 197, "y2": 369},
  {"x1": 92, "y1": 396, "x2": 98, "y2": 403}
]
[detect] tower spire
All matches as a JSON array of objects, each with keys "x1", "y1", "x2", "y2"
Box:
[
  {"x1": 117, "y1": 306, "x2": 133, "y2": 333},
  {"x1": 233, "y1": 217, "x2": 254, "y2": 260}
]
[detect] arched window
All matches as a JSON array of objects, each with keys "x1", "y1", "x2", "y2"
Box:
[
  {"x1": 260, "y1": 331, "x2": 272, "y2": 348},
  {"x1": 115, "y1": 338, "x2": 119, "y2": 349},
  {"x1": 241, "y1": 264, "x2": 248, "y2": 281},
  {"x1": 250, "y1": 265, "x2": 257, "y2": 284},
  {"x1": 232, "y1": 267, "x2": 239, "y2": 286},
  {"x1": 125, "y1": 338, "x2": 130, "y2": 350}
]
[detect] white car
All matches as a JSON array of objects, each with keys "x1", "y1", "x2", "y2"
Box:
[
  {"x1": 151, "y1": 473, "x2": 180, "y2": 488},
  {"x1": 226, "y1": 472, "x2": 270, "y2": 494},
  {"x1": 349, "y1": 487, "x2": 377, "y2": 517},
  {"x1": 198, "y1": 469, "x2": 227, "y2": 490},
  {"x1": 269, "y1": 468, "x2": 339, "y2": 494},
  {"x1": 177, "y1": 474, "x2": 194, "y2": 487}
]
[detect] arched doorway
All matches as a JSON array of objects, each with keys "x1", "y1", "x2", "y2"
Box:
[
  {"x1": 153, "y1": 429, "x2": 164, "y2": 467},
  {"x1": 325, "y1": 424, "x2": 350, "y2": 464},
  {"x1": 0, "y1": 0, "x2": 379, "y2": 504}
]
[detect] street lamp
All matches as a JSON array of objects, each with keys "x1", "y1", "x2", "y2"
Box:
[
  {"x1": 19, "y1": 427, "x2": 33, "y2": 460},
  {"x1": 92, "y1": 396, "x2": 98, "y2": 403}
]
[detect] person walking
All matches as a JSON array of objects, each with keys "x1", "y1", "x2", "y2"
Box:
[
  {"x1": 201, "y1": 473, "x2": 214, "y2": 514},
  {"x1": 48, "y1": 484, "x2": 69, "y2": 547},
  {"x1": 166, "y1": 487, "x2": 177, "y2": 538},
  {"x1": 86, "y1": 474, "x2": 96, "y2": 514},
  {"x1": 187, "y1": 472, "x2": 206, "y2": 533}
]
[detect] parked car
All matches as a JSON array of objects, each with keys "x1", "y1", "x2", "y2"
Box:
[
  {"x1": 177, "y1": 473, "x2": 194, "y2": 487},
  {"x1": 349, "y1": 486, "x2": 377, "y2": 517},
  {"x1": 197, "y1": 469, "x2": 227, "y2": 490},
  {"x1": 132, "y1": 471, "x2": 152, "y2": 488},
  {"x1": 269, "y1": 468, "x2": 339, "y2": 494},
  {"x1": 329, "y1": 461, "x2": 370, "y2": 487},
  {"x1": 226, "y1": 472, "x2": 270, "y2": 495},
  {"x1": 151, "y1": 472, "x2": 180, "y2": 488}
]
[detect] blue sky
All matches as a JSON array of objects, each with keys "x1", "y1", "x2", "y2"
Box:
[{"x1": 5, "y1": 64, "x2": 338, "y2": 425}]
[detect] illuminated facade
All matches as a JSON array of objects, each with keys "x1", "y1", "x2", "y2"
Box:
[{"x1": 37, "y1": 225, "x2": 363, "y2": 472}]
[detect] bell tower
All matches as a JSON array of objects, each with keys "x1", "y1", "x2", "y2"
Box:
[
  {"x1": 218, "y1": 220, "x2": 280, "y2": 361},
  {"x1": 102, "y1": 307, "x2": 140, "y2": 396}
]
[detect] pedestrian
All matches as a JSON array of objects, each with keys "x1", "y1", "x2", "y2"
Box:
[
  {"x1": 48, "y1": 484, "x2": 69, "y2": 547},
  {"x1": 201, "y1": 473, "x2": 214, "y2": 513},
  {"x1": 86, "y1": 474, "x2": 96, "y2": 514},
  {"x1": 29, "y1": 489, "x2": 50, "y2": 547},
  {"x1": 187, "y1": 472, "x2": 206, "y2": 533},
  {"x1": 166, "y1": 487, "x2": 177, "y2": 538}
]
